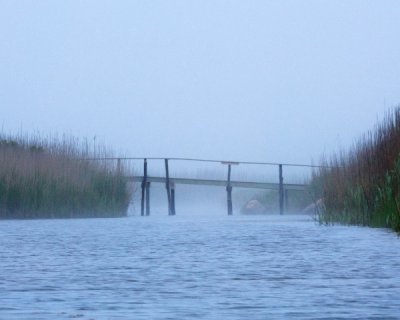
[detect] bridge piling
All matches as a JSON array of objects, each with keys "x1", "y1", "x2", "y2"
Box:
[
  {"x1": 145, "y1": 181, "x2": 151, "y2": 216},
  {"x1": 165, "y1": 159, "x2": 173, "y2": 215},
  {"x1": 170, "y1": 181, "x2": 176, "y2": 215},
  {"x1": 279, "y1": 164, "x2": 284, "y2": 215},
  {"x1": 141, "y1": 158, "x2": 148, "y2": 216},
  {"x1": 226, "y1": 164, "x2": 233, "y2": 215}
]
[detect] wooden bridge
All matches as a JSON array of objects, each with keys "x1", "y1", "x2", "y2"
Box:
[{"x1": 118, "y1": 157, "x2": 314, "y2": 216}]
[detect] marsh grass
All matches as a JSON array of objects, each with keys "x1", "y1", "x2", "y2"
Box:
[
  {"x1": 311, "y1": 107, "x2": 400, "y2": 231},
  {"x1": 0, "y1": 133, "x2": 133, "y2": 219}
]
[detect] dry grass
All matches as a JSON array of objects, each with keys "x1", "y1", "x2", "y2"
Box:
[
  {"x1": 311, "y1": 107, "x2": 400, "y2": 231},
  {"x1": 0, "y1": 133, "x2": 133, "y2": 219}
]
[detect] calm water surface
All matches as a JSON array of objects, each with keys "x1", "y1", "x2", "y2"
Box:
[{"x1": 1, "y1": 214, "x2": 400, "y2": 319}]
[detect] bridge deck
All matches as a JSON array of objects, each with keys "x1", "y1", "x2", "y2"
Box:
[{"x1": 127, "y1": 176, "x2": 307, "y2": 191}]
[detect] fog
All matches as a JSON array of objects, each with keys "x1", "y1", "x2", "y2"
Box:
[
  {"x1": 1, "y1": 1, "x2": 400, "y2": 164},
  {"x1": 129, "y1": 182, "x2": 271, "y2": 217}
]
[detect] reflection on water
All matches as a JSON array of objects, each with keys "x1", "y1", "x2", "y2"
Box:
[{"x1": 1, "y1": 214, "x2": 400, "y2": 319}]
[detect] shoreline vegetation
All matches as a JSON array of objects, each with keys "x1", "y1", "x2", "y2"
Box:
[
  {"x1": 311, "y1": 107, "x2": 400, "y2": 232},
  {"x1": 4, "y1": 105, "x2": 400, "y2": 228},
  {"x1": 0, "y1": 134, "x2": 133, "y2": 219}
]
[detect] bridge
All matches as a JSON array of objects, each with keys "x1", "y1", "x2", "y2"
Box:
[
  {"x1": 86, "y1": 157, "x2": 316, "y2": 216},
  {"x1": 111, "y1": 157, "x2": 315, "y2": 216}
]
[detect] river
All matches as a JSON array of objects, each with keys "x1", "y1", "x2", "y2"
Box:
[{"x1": 1, "y1": 213, "x2": 399, "y2": 319}]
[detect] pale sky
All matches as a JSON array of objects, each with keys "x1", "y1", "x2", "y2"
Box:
[{"x1": 1, "y1": 0, "x2": 400, "y2": 164}]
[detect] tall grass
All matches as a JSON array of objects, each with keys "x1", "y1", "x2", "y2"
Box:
[
  {"x1": 311, "y1": 107, "x2": 400, "y2": 231},
  {"x1": 0, "y1": 133, "x2": 133, "y2": 219}
]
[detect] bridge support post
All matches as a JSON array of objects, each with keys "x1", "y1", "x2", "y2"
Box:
[
  {"x1": 279, "y1": 164, "x2": 284, "y2": 215},
  {"x1": 170, "y1": 181, "x2": 176, "y2": 215},
  {"x1": 165, "y1": 159, "x2": 173, "y2": 216},
  {"x1": 227, "y1": 164, "x2": 233, "y2": 215},
  {"x1": 145, "y1": 181, "x2": 151, "y2": 216},
  {"x1": 141, "y1": 158, "x2": 148, "y2": 216}
]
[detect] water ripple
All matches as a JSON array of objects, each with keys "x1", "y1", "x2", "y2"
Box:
[{"x1": 1, "y1": 214, "x2": 400, "y2": 319}]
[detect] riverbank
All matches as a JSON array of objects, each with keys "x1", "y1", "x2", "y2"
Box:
[
  {"x1": 311, "y1": 107, "x2": 400, "y2": 232},
  {"x1": 0, "y1": 134, "x2": 133, "y2": 219}
]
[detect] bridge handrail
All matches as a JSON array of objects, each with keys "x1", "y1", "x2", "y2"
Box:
[{"x1": 79, "y1": 156, "x2": 333, "y2": 168}]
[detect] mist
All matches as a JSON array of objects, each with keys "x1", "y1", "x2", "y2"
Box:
[{"x1": 1, "y1": 1, "x2": 400, "y2": 166}]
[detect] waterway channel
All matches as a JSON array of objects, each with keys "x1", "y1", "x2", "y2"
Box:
[{"x1": 1, "y1": 213, "x2": 399, "y2": 319}]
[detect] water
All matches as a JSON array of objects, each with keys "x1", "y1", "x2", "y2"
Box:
[{"x1": 1, "y1": 213, "x2": 400, "y2": 319}]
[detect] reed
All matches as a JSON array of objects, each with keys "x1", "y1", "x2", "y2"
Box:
[
  {"x1": 311, "y1": 107, "x2": 400, "y2": 231},
  {"x1": 0, "y1": 133, "x2": 133, "y2": 219}
]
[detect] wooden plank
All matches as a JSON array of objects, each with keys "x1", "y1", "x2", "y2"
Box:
[{"x1": 127, "y1": 176, "x2": 307, "y2": 191}]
